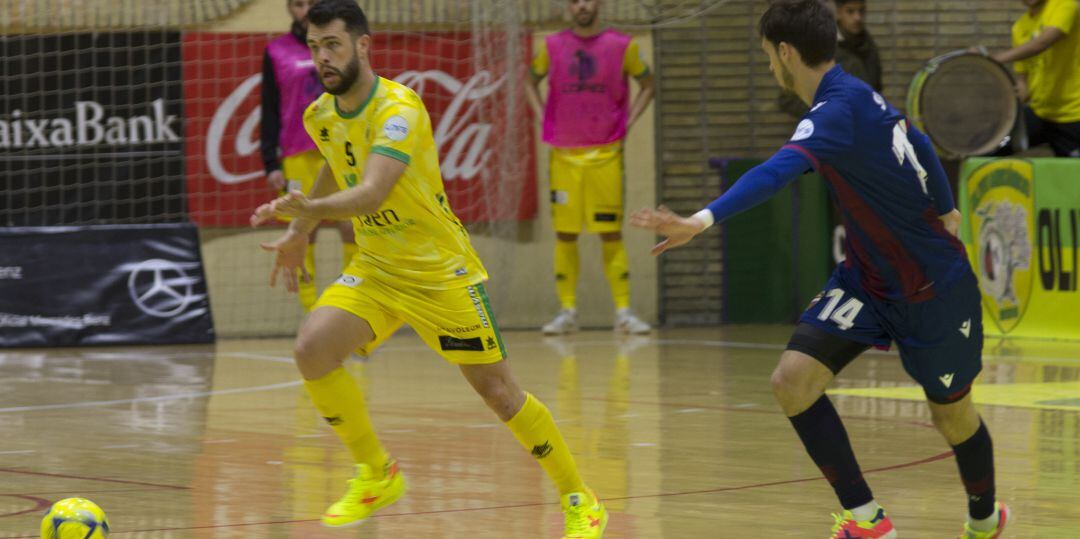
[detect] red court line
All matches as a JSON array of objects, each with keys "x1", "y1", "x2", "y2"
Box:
[
  {"x1": 0, "y1": 494, "x2": 53, "y2": 518},
  {"x1": 4, "y1": 450, "x2": 953, "y2": 536},
  {"x1": 584, "y1": 396, "x2": 937, "y2": 429},
  {"x1": 609, "y1": 449, "x2": 954, "y2": 501},
  {"x1": 0, "y1": 468, "x2": 189, "y2": 491}
]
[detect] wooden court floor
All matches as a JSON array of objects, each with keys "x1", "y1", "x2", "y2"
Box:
[{"x1": 1, "y1": 327, "x2": 1078, "y2": 537}]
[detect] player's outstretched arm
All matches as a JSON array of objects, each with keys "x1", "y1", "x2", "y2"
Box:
[
  {"x1": 251, "y1": 162, "x2": 338, "y2": 230},
  {"x1": 631, "y1": 149, "x2": 809, "y2": 255},
  {"x1": 301, "y1": 154, "x2": 405, "y2": 220},
  {"x1": 630, "y1": 205, "x2": 708, "y2": 255}
]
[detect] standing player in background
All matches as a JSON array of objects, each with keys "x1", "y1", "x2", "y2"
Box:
[
  {"x1": 632, "y1": 1, "x2": 1009, "y2": 537},
  {"x1": 988, "y1": 0, "x2": 1080, "y2": 157},
  {"x1": 253, "y1": 1, "x2": 607, "y2": 536},
  {"x1": 778, "y1": 0, "x2": 882, "y2": 119},
  {"x1": 262, "y1": 0, "x2": 358, "y2": 311},
  {"x1": 526, "y1": 0, "x2": 655, "y2": 335}
]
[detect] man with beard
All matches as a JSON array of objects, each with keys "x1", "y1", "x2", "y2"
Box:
[
  {"x1": 632, "y1": 1, "x2": 1009, "y2": 537},
  {"x1": 261, "y1": 0, "x2": 357, "y2": 311},
  {"x1": 988, "y1": 0, "x2": 1080, "y2": 157},
  {"x1": 778, "y1": 0, "x2": 882, "y2": 118},
  {"x1": 526, "y1": 0, "x2": 655, "y2": 336},
  {"x1": 252, "y1": 1, "x2": 608, "y2": 536}
]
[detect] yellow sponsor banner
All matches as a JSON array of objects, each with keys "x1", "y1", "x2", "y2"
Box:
[{"x1": 960, "y1": 158, "x2": 1080, "y2": 340}]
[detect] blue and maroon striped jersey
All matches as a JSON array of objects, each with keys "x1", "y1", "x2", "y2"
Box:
[{"x1": 705, "y1": 65, "x2": 969, "y2": 302}]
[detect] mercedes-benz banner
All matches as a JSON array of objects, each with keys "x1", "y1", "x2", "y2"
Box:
[{"x1": 0, "y1": 223, "x2": 214, "y2": 347}]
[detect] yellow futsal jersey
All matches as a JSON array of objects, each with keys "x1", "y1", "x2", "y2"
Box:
[
  {"x1": 1013, "y1": 0, "x2": 1080, "y2": 123},
  {"x1": 303, "y1": 76, "x2": 487, "y2": 290}
]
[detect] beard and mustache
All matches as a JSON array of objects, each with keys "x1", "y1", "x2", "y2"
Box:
[
  {"x1": 320, "y1": 48, "x2": 362, "y2": 96},
  {"x1": 573, "y1": 9, "x2": 596, "y2": 28}
]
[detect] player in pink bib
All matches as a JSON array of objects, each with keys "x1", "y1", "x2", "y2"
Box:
[
  {"x1": 527, "y1": 0, "x2": 656, "y2": 335},
  {"x1": 261, "y1": 0, "x2": 357, "y2": 311}
]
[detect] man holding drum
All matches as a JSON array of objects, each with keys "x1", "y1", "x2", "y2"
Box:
[{"x1": 990, "y1": 0, "x2": 1080, "y2": 157}]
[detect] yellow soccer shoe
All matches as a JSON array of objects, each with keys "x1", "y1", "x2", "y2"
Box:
[
  {"x1": 322, "y1": 459, "x2": 406, "y2": 528},
  {"x1": 562, "y1": 488, "x2": 608, "y2": 539}
]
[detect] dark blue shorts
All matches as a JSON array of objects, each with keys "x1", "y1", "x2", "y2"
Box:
[{"x1": 797, "y1": 270, "x2": 984, "y2": 403}]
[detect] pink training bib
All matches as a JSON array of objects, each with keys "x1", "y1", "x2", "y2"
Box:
[
  {"x1": 266, "y1": 34, "x2": 321, "y2": 157},
  {"x1": 542, "y1": 28, "x2": 632, "y2": 148}
]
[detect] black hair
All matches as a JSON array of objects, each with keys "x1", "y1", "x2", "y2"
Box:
[
  {"x1": 834, "y1": 0, "x2": 866, "y2": 6},
  {"x1": 307, "y1": 0, "x2": 370, "y2": 36},
  {"x1": 759, "y1": 0, "x2": 837, "y2": 67}
]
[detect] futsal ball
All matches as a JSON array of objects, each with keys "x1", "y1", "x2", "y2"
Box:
[{"x1": 40, "y1": 498, "x2": 109, "y2": 539}]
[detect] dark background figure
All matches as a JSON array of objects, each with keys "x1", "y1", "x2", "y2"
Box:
[{"x1": 778, "y1": 0, "x2": 882, "y2": 118}]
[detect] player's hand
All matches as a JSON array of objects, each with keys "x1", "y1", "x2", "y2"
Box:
[
  {"x1": 630, "y1": 205, "x2": 706, "y2": 256},
  {"x1": 939, "y1": 209, "x2": 961, "y2": 238},
  {"x1": 250, "y1": 190, "x2": 315, "y2": 226},
  {"x1": 259, "y1": 229, "x2": 311, "y2": 293},
  {"x1": 266, "y1": 170, "x2": 286, "y2": 191}
]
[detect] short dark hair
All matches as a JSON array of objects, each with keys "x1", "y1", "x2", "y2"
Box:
[
  {"x1": 834, "y1": 0, "x2": 866, "y2": 6},
  {"x1": 759, "y1": 0, "x2": 837, "y2": 67},
  {"x1": 307, "y1": 0, "x2": 370, "y2": 36}
]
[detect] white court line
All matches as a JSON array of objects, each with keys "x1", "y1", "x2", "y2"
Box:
[
  {"x1": 0, "y1": 380, "x2": 302, "y2": 413},
  {"x1": 0, "y1": 351, "x2": 302, "y2": 414},
  {"x1": 5, "y1": 338, "x2": 1076, "y2": 415}
]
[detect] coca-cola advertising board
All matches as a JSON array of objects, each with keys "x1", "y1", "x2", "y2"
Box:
[{"x1": 183, "y1": 32, "x2": 536, "y2": 226}]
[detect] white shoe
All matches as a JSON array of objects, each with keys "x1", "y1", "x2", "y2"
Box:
[
  {"x1": 542, "y1": 309, "x2": 578, "y2": 335},
  {"x1": 615, "y1": 308, "x2": 651, "y2": 334}
]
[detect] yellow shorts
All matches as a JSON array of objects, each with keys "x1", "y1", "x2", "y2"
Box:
[
  {"x1": 278, "y1": 150, "x2": 324, "y2": 221},
  {"x1": 549, "y1": 144, "x2": 624, "y2": 234},
  {"x1": 313, "y1": 272, "x2": 507, "y2": 365}
]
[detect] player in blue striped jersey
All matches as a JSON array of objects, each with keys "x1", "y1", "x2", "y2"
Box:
[{"x1": 632, "y1": 2, "x2": 1010, "y2": 538}]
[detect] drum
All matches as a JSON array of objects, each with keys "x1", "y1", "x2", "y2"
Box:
[{"x1": 907, "y1": 51, "x2": 1021, "y2": 159}]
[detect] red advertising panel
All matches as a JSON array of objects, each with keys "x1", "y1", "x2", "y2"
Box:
[{"x1": 183, "y1": 32, "x2": 536, "y2": 226}]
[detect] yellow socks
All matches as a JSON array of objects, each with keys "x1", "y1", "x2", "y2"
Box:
[
  {"x1": 298, "y1": 244, "x2": 318, "y2": 312},
  {"x1": 304, "y1": 367, "x2": 389, "y2": 477},
  {"x1": 553, "y1": 239, "x2": 579, "y2": 310},
  {"x1": 341, "y1": 242, "x2": 358, "y2": 270},
  {"x1": 602, "y1": 240, "x2": 631, "y2": 310},
  {"x1": 505, "y1": 392, "x2": 586, "y2": 495}
]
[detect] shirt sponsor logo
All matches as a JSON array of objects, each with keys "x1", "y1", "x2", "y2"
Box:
[
  {"x1": 791, "y1": 119, "x2": 814, "y2": 142},
  {"x1": 382, "y1": 115, "x2": 410, "y2": 141}
]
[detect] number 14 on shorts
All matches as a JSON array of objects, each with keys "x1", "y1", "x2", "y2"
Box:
[{"x1": 816, "y1": 289, "x2": 864, "y2": 331}]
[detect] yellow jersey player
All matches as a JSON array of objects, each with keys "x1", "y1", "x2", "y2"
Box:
[
  {"x1": 261, "y1": 0, "x2": 357, "y2": 310},
  {"x1": 526, "y1": 0, "x2": 655, "y2": 335},
  {"x1": 251, "y1": 1, "x2": 607, "y2": 537},
  {"x1": 989, "y1": 0, "x2": 1080, "y2": 157}
]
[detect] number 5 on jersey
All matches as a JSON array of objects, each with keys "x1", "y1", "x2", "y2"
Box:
[{"x1": 816, "y1": 289, "x2": 864, "y2": 331}]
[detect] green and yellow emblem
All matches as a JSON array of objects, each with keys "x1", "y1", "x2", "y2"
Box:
[{"x1": 965, "y1": 159, "x2": 1035, "y2": 334}]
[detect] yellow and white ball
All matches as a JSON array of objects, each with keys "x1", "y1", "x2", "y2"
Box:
[{"x1": 40, "y1": 498, "x2": 109, "y2": 539}]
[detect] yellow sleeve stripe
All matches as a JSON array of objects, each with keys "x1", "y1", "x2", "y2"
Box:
[
  {"x1": 372, "y1": 145, "x2": 411, "y2": 165},
  {"x1": 633, "y1": 65, "x2": 652, "y2": 79}
]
